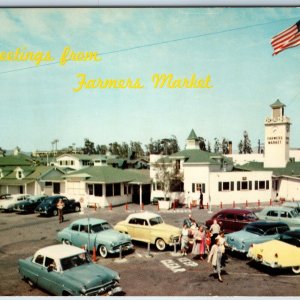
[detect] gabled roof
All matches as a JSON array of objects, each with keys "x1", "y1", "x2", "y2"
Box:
[{"x1": 170, "y1": 149, "x2": 227, "y2": 164}]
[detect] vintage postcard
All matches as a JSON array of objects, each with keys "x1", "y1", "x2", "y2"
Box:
[{"x1": 0, "y1": 7, "x2": 300, "y2": 296}]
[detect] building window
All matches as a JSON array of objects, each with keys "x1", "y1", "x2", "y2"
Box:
[
  {"x1": 114, "y1": 183, "x2": 121, "y2": 196},
  {"x1": 255, "y1": 180, "x2": 269, "y2": 190},
  {"x1": 87, "y1": 184, "x2": 93, "y2": 195},
  {"x1": 237, "y1": 181, "x2": 252, "y2": 191},
  {"x1": 218, "y1": 181, "x2": 234, "y2": 191},
  {"x1": 192, "y1": 183, "x2": 206, "y2": 193},
  {"x1": 45, "y1": 181, "x2": 52, "y2": 187},
  {"x1": 124, "y1": 184, "x2": 128, "y2": 195},
  {"x1": 175, "y1": 160, "x2": 180, "y2": 173},
  {"x1": 106, "y1": 184, "x2": 113, "y2": 197},
  {"x1": 17, "y1": 171, "x2": 23, "y2": 179},
  {"x1": 156, "y1": 182, "x2": 164, "y2": 191},
  {"x1": 94, "y1": 184, "x2": 103, "y2": 196}
]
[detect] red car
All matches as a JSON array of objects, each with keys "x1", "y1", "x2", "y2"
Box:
[{"x1": 205, "y1": 208, "x2": 258, "y2": 233}]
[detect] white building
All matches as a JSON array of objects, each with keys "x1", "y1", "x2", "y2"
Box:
[{"x1": 150, "y1": 100, "x2": 300, "y2": 206}]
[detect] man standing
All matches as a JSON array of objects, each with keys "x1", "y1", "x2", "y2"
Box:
[
  {"x1": 199, "y1": 188, "x2": 204, "y2": 209},
  {"x1": 57, "y1": 198, "x2": 65, "y2": 223}
]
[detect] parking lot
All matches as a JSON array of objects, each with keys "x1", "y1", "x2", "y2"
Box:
[{"x1": 0, "y1": 203, "x2": 300, "y2": 296}]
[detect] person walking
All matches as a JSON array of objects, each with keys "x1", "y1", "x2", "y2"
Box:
[
  {"x1": 207, "y1": 237, "x2": 224, "y2": 282},
  {"x1": 209, "y1": 219, "x2": 221, "y2": 249},
  {"x1": 192, "y1": 226, "x2": 206, "y2": 260},
  {"x1": 57, "y1": 198, "x2": 65, "y2": 223}
]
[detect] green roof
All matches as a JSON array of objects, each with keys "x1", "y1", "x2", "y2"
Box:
[
  {"x1": 65, "y1": 166, "x2": 141, "y2": 184},
  {"x1": 187, "y1": 129, "x2": 198, "y2": 140},
  {"x1": 235, "y1": 161, "x2": 300, "y2": 176},
  {"x1": 0, "y1": 154, "x2": 33, "y2": 167},
  {"x1": 170, "y1": 149, "x2": 226, "y2": 164},
  {"x1": 270, "y1": 99, "x2": 285, "y2": 108}
]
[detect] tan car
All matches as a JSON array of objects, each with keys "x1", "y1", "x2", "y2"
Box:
[{"x1": 114, "y1": 212, "x2": 181, "y2": 251}]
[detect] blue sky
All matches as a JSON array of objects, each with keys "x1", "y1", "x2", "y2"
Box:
[{"x1": 0, "y1": 8, "x2": 300, "y2": 152}]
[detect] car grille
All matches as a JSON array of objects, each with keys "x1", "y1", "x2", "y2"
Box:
[
  {"x1": 112, "y1": 242, "x2": 132, "y2": 251},
  {"x1": 84, "y1": 280, "x2": 119, "y2": 296}
]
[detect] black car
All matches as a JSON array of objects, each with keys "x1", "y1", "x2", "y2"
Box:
[
  {"x1": 35, "y1": 195, "x2": 81, "y2": 216},
  {"x1": 14, "y1": 195, "x2": 48, "y2": 214}
]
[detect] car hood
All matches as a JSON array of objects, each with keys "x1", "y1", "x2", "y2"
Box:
[
  {"x1": 63, "y1": 263, "x2": 118, "y2": 288},
  {"x1": 96, "y1": 229, "x2": 131, "y2": 243}
]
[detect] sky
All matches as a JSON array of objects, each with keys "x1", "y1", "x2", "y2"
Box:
[{"x1": 0, "y1": 8, "x2": 300, "y2": 153}]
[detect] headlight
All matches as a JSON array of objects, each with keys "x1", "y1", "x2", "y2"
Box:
[{"x1": 115, "y1": 274, "x2": 120, "y2": 281}]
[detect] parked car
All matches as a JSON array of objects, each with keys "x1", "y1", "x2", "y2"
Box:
[
  {"x1": 18, "y1": 244, "x2": 122, "y2": 295},
  {"x1": 0, "y1": 193, "x2": 11, "y2": 199},
  {"x1": 35, "y1": 195, "x2": 81, "y2": 216},
  {"x1": 0, "y1": 194, "x2": 31, "y2": 212},
  {"x1": 114, "y1": 211, "x2": 181, "y2": 251},
  {"x1": 57, "y1": 218, "x2": 134, "y2": 258},
  {"x1": 256, "y1": 206, "x2": 300, "y2": 229},
  {"x1": 225, "y1": 221, "x2": 290, "y2": 254},
  {"x1": 282, "y1": 201, "x2": 300, "y2": 213},
  {"x1": 247, "y1": 230, "x2": 300, "y2": 274},
  {"x1": 14, "y1": 195, "x2": 48, "y2": 214},
  {"x1": 205, "y1": 208, "x2": 259, "y2": 233}
]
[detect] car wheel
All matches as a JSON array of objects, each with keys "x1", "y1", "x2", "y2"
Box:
[
  {"x1": 75, "y1": 206, "x2": 80, "y2": 212},
  {"x1": 292, "y1": 266, "x2": 300, "y2": 274},
  {"x1": 155, "y1": 238, "x2": 166, "y2": 251},
  {"x1": 53, "y1": 209, "x2": 58, "y2": 216},
  {"x1": 99, "y1": 245, "x2": 108, "y2": 258}
]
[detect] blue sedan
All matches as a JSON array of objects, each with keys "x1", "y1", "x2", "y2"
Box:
[
  {"x1": 57, "y1": 218, "x2": 134, "y2": 258},
  {"x1": 225, "y1": 221, "x2": 290, "y2": 254}
]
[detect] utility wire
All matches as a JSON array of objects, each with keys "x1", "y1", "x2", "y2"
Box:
[{"x1": 0, "y1": 16, "x2": 299, "y2": 76}]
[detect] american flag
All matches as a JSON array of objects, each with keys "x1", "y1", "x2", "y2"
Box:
[{"x1": 271, "y1": 20, "x2": 300, "y2": 55}]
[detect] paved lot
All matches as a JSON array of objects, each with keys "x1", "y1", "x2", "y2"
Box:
[{"x1": 0, "y1": 203, "x2": 299, "y2": 296}]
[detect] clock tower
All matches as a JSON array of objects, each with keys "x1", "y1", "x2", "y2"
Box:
[{"x1": 264, "y1": 99, "x2": 291, "y2": 168}]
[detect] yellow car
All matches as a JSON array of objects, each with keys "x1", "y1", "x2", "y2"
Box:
[
  {"x1": 247, "y1": 230, "x2": 300, "y2": 274},
  {"x1": 114, "y1": 211, "x2": 181, "y2": 251}
]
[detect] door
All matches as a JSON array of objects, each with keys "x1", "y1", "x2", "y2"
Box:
[{"x1": 53, "y1": 183, "x2": 60, "y2": 194}]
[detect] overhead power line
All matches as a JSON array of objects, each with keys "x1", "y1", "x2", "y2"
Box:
[{"x1": 0, "y1": 16, "x2": 298, "y2": 76}]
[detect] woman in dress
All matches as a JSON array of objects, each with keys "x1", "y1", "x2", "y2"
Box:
[
  {"x1": 207, "y1": 237, "x2": 223, "y2": 282},
  {"x1": 192, "y1": 226, "x2": 206, "y2": 260}
]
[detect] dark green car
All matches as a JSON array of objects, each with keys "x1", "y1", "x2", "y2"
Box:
[{"x1": 18, "y1": 244, "x2": 122, "y2": 295}]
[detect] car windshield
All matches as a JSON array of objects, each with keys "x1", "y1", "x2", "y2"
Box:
[
  {"x1": 289, "y1": 209, "x2": 299, "y2": 218},
  {"x1": 91, "y1": 222, "x2": 112, "y2": 233},
  {"x1": 279, "y1": 233, "x2": 300, "y2": 247},
  {"x1": 60, "y1": 253, "x2": 91, "y2": 271},
  {"x1": 245, "y1": 225, "x2": 265, "y2": 235},
  {"x1": 149, "y1": 216, "x2": 164, "y2": 226}
]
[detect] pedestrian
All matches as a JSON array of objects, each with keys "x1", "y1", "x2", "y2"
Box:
[
  {"x1": 217, "y1": 231, "x2": 227, "y2": 267},
  {"x1": 180, "y1": 224, "x2": 189, "y2": 256},
  {"x1": 205, "y1": 228, "x2": 211, "y2": 254},
  {"x1": 183, "y1": 214, "x2": 193, "y2": 228},
  {"x1": 192, "y1": 225, "x2": 206, "y2": 260},
  {"x1": 185, "y1": 191, "x2": 191, "y2": 208},
  {"x1": 57, "y1": 198, "x2": 65, "y2": 223},
  {"x1": 207, "y1": 237, "x2": 224, "y2": 282},
  {"x1": 199, "y1": 188, "x2": 204, "y2": 209},
  {"x1": 209, "y1": 219, "x2": 221, "y2": 249},
  {"x1": 189, "y1": 220, "x2": 198, "y2": 238}
]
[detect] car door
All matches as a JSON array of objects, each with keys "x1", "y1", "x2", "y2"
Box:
[
  {"x1": 222, "y1": 213, "x2": 236, "y2": 233},
  {"x1": 235, "y1": 214, "x2": 249, "y2": 231},
  {"x1": 132, "y1": 218, "x2": 151, "y2": 243},
  {"x1": 71, "y1": 224, "x2": 90, "y2": 249}
]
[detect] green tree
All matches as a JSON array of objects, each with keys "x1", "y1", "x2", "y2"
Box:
[
  {"x1": 239, "y1": 131, "x2": 253, "y2": 154},
  {"x1": 214, "y1": 138, "x2": 220, "y2": 153},
  {"x1": 198, "y1": 137, "x2": 207, "y2": 151},
  {"x1": 82, "y1": 138, "x2": 96, "y2": 154}
]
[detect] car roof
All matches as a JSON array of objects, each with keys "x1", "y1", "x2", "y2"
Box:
[
  {"x1": 247, "y1": 221, "x2": 289, "y2": 230},
  {"x1": 126, "y1": 211, "x2": 161, "y2": 220},
  {"x1": 214, "y1": 208, "x2": 255, "y2": 215},
  {"x1": 261, "y1": 206, "x2": 296, "y2": 212},
  {"x1": 71, "y1": 218, "x2": 107, "y2": 226},
  {"x1": 35, "y1": 244, "x2": 85, "y2": 259},
  {"x1": 282, "y1": 202, "x2": 300, "y2": 207}
]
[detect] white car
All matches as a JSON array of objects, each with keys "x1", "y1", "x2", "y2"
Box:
[{"x1": 0, "y1": 194, "x2": 30, "y2": 211}]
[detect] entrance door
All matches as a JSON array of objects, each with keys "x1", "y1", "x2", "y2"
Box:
[{"x1": 53, "y1": 183, "x2": 60, "y2": 194}]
